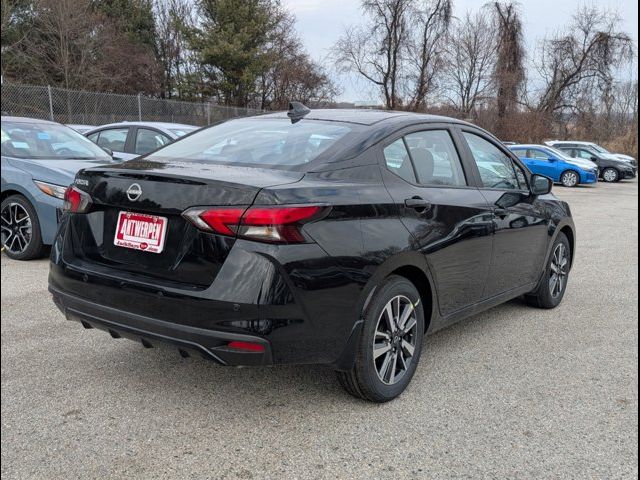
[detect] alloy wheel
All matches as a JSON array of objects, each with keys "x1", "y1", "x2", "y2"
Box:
[
  {"x1": 603, "y1": 169, "x2": 618, "y2": 182},
  {"x1": 562, "y1": 172, "x2": 578, "y2": 187},
  {"x1": 1, "y1": 202, "x2": 32, "y2": 255},
  {"x1": 549, "y1": 243, "x2": 569, "y2": 298},
  {"x1": 373, "y1": 295, "x2": 419, "y2": 385}
]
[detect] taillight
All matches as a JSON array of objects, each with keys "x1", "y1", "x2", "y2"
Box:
[
  {"x1": 182, "y1": 205, "x2": 326, "y2": 244},
  {"x1": 63, "y1": 186, "x2": 92, "y2": 213}
]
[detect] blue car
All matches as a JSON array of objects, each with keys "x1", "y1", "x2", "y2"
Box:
[
  {"x1": 1, "y1": 116, "x2": 120, "y2": 260},
  {"x1": 509, "y1": 144, "x2": 599, "y2": 188}
]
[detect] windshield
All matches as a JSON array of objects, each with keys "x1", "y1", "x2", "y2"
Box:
[
  {"x1": 146, "y1": 118, "x2": 353, "y2": 168},
  {"x1": 1, "y1": 121, "x2": 111, "y2": 160},
  {"x1": 589, "y1": 144, "x2": 609, "y2": 154}
]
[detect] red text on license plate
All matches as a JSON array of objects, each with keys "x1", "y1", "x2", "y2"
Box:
[{"x1": 114, "y1": 211, "x2": 167, "y2": 253}]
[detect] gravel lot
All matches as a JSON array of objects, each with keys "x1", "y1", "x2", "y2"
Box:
[{"x1": 1, "y1": 180, "x2": 638, "y2": 479}]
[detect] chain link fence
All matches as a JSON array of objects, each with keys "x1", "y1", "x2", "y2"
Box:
[{"x1": 0, "y1": 83, "x2": 263, "y2": 127}]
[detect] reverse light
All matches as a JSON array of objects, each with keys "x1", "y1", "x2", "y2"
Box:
[
  {"x1": 63, "y1": 186, "x2": 92, "y2": 213},
  {"x1": 34, "y1": 180, "x2": 67, "y2": 200},
  {"x1": 182, "y1": 205, "x2": 326, "y2": 244}
]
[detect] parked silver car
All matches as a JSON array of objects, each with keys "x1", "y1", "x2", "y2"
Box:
[
  {"x1": 545, "y1": 140, "x2": 637, "y2": 166},
  {"x1": 85, "y1": 121, "x2": 198, "y2": 160}
]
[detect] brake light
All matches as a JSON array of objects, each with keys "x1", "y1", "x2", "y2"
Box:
[
  {"x1": 182, "y1": 205, "x2": 326, "y2": 243},
  {"x1": 63, "y1": 186, "x2": 92, "y2": 213}
]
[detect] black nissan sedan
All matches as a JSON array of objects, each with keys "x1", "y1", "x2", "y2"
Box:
[{"x1": 49, "y1": 105, "x2": 575, "y2": 402}]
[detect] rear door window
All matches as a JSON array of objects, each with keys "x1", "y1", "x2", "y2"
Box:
[
  {"x1": 96, "y1": 128, "x2": 129, "y2": 152},
  {"x1": 134, "y1": 128, "x2": 171, "y2": 155},
  {"x1": 404, "y1": 130, "x2": 466, "y2": 186}
]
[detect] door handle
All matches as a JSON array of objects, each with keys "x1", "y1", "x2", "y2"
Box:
[{"x1": 404, "y1": 197, "x2": 432, "y2": 210}]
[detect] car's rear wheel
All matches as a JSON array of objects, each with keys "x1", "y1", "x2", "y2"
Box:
[
  {"x1": 336, "y1": 275, "x2": 425, "y2": 402},
  {"x1": 525, "y1": 232, "x2": 571, "y2": 309},
  {"x1": 1, "y1": 195, "x2": 45, "y2": 261},
  {"x1": 602, "y1": 168, "x2": 619, "y2": 183},
  {"x1": 560, "y1": 170, "x2": 579, "y2": 187}
]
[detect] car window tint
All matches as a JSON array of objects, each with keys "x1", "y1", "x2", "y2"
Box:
[
  {"x1": 135, "y1": 128, "x2": 171, "y2": 155},
  {"x1": 463, "y1": 132, "x2": 521, "y2": 190},
  {"x1": 96, "y1": 128, "x2": 128, "y2": 151},
  {"x1": 383, "y1": 139, "x2": 416, "y2": 183},
  {"x1": 405, "y1": 130, "x2": 466, "y2": 187}
]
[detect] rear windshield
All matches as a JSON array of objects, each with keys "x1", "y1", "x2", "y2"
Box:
[
  {"x1": 1, "y1": 121, "x2": 111, "y2": 160},
  {"x1": 146, "y1": 118, "x2": 352, "y2": 168}
]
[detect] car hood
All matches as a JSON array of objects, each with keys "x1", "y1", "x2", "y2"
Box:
[
  {"x1": 7, "y1": 157, "x2": 120, "y2": 186},
  {"x1": 613, "y1": 153, "x2": 636, "y2": 163},
  {"x1": 565, "y1": 158, "x2": 597, "y2": 170}
]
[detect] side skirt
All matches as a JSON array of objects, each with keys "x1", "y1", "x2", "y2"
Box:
[{"x1": 427, "y1": 282, "x2": 537, "y2": 335}]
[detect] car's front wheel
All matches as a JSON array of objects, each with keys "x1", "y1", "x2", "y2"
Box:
[
  {"x1": 336, "y1": 275, "x2": 425, "y2": 402},
  {"x1": 601, "y1": 167, "x2": 620, "y2": 183},
  {"x1": 1, "y1": 194, "x2": 45, "y2": 261},
  {"x1": 525, "y1": 232, "x2": 571, "y2": 309},
  {"x1": 560, "y1": 170, "x2": 580, "y2": 187}
]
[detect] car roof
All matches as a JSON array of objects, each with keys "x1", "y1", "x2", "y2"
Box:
[
  {"x1": 548, "y1": 140, "x2": 594, "y2": 145},
  {"x1": 1, "y1": 116, "x2": 59, "y2": 125},
  {"x1": 257, "y1": 109, "x2": 470, "y2": 127},
  {"x1": 89, "y1": 121, "x2": 197, "y2": 130},
  {"x1": 509, "y1": 144, "x2": 551, "y2": 149}
]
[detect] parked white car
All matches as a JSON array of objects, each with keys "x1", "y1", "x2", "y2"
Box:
[{"x1": 85, "y1": 121, "x2": 198, "y2": 160}]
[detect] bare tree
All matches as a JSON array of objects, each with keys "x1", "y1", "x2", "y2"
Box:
[
  {"x1": 442, "y1": 10, "x2": 496, "y2": 115},
  {"x1": 334, "y1": 0, "x2": 410, "y2": 109},
  {"x1": 492, "y1": 1, "x2": 525, "y2": 135},
  {"x1": 154, "y1": 0, "x2": 200, "y2": 98},
  {"x1": 533, "y1": 6, "x2": 634, "y2": 116},
  {"x1": 405, "y1": 0, "x2": 452, "y2": 111}
]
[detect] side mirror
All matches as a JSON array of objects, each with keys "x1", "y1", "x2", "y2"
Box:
[
  {"x1": 101, "y1": 146, "x2": 114, "y2": 157},
  {"x1": 590, "y1": 156, "x2": 598, "y2": 162},
  {"x1": 531, "y1": 174, "x2": 553, "y2": 196}
]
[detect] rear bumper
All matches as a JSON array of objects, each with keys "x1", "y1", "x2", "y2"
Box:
[{"x1": 49, "y1": 285, "x2": 273, "y2": 366}]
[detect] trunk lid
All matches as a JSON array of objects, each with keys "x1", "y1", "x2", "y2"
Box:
[{"x1": 64, "y1": 161, "x2": 303, "y2": 288}]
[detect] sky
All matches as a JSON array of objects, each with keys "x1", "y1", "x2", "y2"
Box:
[{"x1": 281, "y1": 0, "x2": 639, "y2": 103}]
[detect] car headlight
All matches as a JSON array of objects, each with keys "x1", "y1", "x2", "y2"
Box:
[{"x1": 34, "y1": 180, "x2": 67, "y2": 200}]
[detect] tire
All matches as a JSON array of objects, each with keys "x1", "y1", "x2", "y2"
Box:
[
  {"x1": 336, "y1": 275, "x2": 425, "y2": 402},
  {"x1": 1, "y1": 194, "x2": 46, "y2": 261},
  {"x1": 525, "y1": 232, "x2": 571, "y2": 309},
  {"x1": 560, "y1": 170, "x2": 580, "y2": 187},
  {"x1": 601, "y1": 168, "x2": 619, "y2": 183}
]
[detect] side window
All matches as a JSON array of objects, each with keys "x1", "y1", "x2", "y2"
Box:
[
  {"x1": 383, "y1": 139, "x2": 416, "y2": 183},
  {"x1": 463, "y1": 132, "x2": 522, "y2": 190},
  {"x1": 87, "y1": 132, "x2": 99, "y2": 143},
  {"x1": 529, "y1": 149, "x2": 550, "y2": 160},
  {"x1": 576, "y1": 149, "x2": 594, "y2": 160},
  {"x1": 96, "y1": 128, "x2": 128, "y2": 151},
  {"x1": 135, "y1": 128, "x2": 171, "y2": 155},
  {"x1": 405, "y1": 130, "x2": 466, "y2": 186}
]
